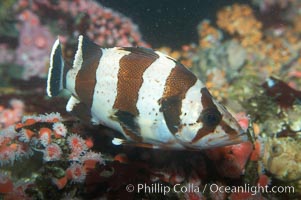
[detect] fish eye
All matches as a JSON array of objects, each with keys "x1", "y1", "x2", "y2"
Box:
[
  {"x1": 201, "y1": 108, "x2": 222, "y2": 127},
  {"x1": 271, "y1": 143, "x2": 283, "y2": 157}
]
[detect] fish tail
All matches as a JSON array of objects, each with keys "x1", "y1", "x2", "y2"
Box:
[{"x1": 47, "y1": 37, "x2": 66, "y2": 97}]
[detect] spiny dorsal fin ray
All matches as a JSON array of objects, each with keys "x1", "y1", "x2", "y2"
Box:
[
  {"x1": 118, "y1": 47, "x2": 159, "y2": 60},
  {"x1": 74, "y1": 36, "x2": 103, "y2": 107},
  {"x1": 73, "y1": 35, "x2": 102, "y2": 69}
]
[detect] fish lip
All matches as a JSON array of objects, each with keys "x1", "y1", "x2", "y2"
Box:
[
  {"x1": 217, "y1": 129, "x2": 249, "y2": 145},
  {"x1": 230, "y1": 129, "x2": 249, "y2": 142},
  {"x1": 195, "y1": 130, "x2": 249, "y2": 150}
]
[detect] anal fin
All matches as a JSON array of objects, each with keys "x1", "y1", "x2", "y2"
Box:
[
  {"x1": 66, "y1": 96, "x2": 92, "y2": 123},
  {"x1": 112, "y1": 138, "x2": 160, "y2": 149}
]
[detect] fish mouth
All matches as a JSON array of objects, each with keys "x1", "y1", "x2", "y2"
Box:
[
  {"x1": 228, "y1": 130, "x2": 249, "y2": 144},
  {"x1": 225, "y1": 127, "x2": 249, "y2": 142},
  {"x1": 203, "y1": 129, "x2": 249, "y2": 149}
]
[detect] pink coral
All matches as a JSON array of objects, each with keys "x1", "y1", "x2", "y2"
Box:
[
  {"x1": 15, "y1": 10, "x2": 55, "y2": 80},
  {"x1": 67, "y1": 134, "x2": 88, "y2": 156},
  {"x1": 63, "y1": 0, "x2": 148, "y2": 47},
  {"x1": 81, "y1": 151, "x2": 104, "y2": 170},
  {"x1": 0, "y1": 111, "x2": 107, "y2": 198},
  {"x1": 0, "y1": 99, "x2": 24, "y2": 129},
  {"x1": 52, "y1": 122, "x2": 67, "y2": 137},
  {"x1": 66, "y1": 163, "x2": 86, "y2": 183},
  {"x1": 16, "y1": 0, "x2": 148, "y2": 47},
  {"x1": 8, "y1": 0, "x2": 148, "y2": 80},
  {"x1": 0, "y1": 44, "x2": 14, "y2": 64},
  {"x1": 43, "y1": 143, "x2": 62, "y2": 161},
  {"x1": 21, "y1": 112, "x2": 62, "y2": 124},
  {"x1": 18, "y1": 128, "x2": 35, "y2": 142},
  {"x1": 38, "y1": 127, "x2": 52, "y2": 146},
  {"x1": 0, "y1": 126, "x2": 31, "y2": 166}
]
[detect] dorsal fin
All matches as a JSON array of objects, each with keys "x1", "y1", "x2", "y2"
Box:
[
  {"x1": 72, "y1": 35, "x2": 102, "y2": 69},
  {"x1": 117, "y1": 47, "x2": 159, "y2": 60},
  {"x1": 73, "y1": 35, "x2": 103, "y2": 107}
]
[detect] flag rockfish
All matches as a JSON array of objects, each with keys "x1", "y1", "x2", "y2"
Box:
[{"x1": 47, "y1": 35, "x2": 248, "y2": 150}]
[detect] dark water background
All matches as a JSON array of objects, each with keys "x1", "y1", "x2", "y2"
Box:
[{"x1": 98, "y1": 0, "x2": 250, "y2": 48}]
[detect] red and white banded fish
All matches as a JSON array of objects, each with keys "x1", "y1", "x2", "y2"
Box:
[{"x1": 47, "y1": 35, "x2": 248, "y2": 150}]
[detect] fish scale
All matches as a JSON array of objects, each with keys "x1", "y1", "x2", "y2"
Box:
[{"x1": 47, "y1": 35, "x2": 248, "y2": 150}]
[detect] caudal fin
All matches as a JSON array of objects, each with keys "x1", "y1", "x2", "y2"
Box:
[{"x1": 47, "y1": 38, "x2": 65, "y2": 97}]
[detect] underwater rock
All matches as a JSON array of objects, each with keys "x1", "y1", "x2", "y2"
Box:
[
  {"x1": 227, "y1": 40, "x2": 247, "y2": 72},
  {"x1": 205, "y1": 141, "x2": 253, "y2": 178},
  {"x1": 287, "y1": 105, "x2": 301, "y2": 132},
  {"x1": 192, "y1": 40, "x2": 246, "y2": 82},
  {"x1": 262, "y1": 137, "x2": 301, "y2": 181},
  {"x1": 197, "y1": 19, "x2": 223, "y2": 49}
]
